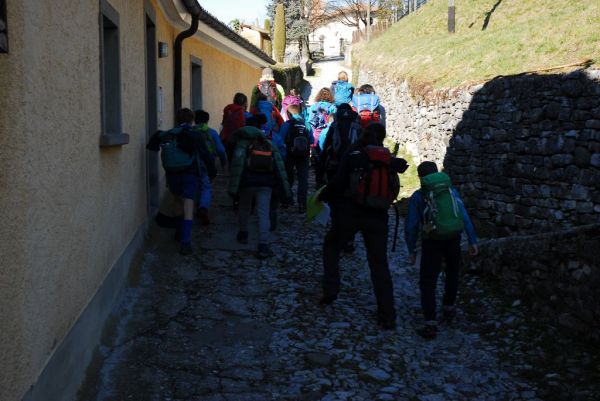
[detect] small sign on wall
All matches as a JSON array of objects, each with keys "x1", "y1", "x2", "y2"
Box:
[{"x1": 0, "y1": 0, "x2": 7, "y2": 53}]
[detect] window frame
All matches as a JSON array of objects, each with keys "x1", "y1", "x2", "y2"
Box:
[
  {"x1": 0, "y1": 0, "x2": 8, "y2": 53},
  {"x1": 99, "y1": 0, "x2": 129, "y2": 147}
]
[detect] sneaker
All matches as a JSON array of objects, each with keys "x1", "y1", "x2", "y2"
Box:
[
  {"x1": 319, "y1": 294, "x2": 337, "y2": 305},
  {"x1": 257, "y1": 243, "x2": 274, "y2": 259},
  {"x1": 236, "y1": 231, "x2": 248, "y2": 244},
  {"x1": 179, "y1": 243, "x2": 193, "y2": 256},
  {"x1": 440, "y1": 306, "x2": 456, "y2": 324},
  {"x1": 416, "y1": 323, "x2": 438, "y2": 340},
  {"x1": 197, "y1": 207, "x2": 210, "y2": 226}
]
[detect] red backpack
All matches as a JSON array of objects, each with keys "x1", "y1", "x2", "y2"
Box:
[
  {"x1": 258, "y1": 80, "x2": 279, "y2": 107},
  {"x1": 349, "y1": 146, "x2": 399, "y2": 209}
]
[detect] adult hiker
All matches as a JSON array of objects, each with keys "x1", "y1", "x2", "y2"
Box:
[
  {"x1": 352, "y1": 84, "x2": 386, "y2": 129},
  {"x1": 228, "y1": 113, "x2": 291, "y2": 259},
  {"x1": 279, "y1": 104, "x2": 312, "y2": 213},
  {"x1": 250, "y1": 67, "x2": 285, "y2": 110},
  {"x1": 319, "y1": 103, "x2": 360, "y2": 185},
  {"x1": 318, "y1": 123, "x2": 408, "y2": 330},
  {"x1": 405, "y1": 161, "x2": 479, "y2": 340}
]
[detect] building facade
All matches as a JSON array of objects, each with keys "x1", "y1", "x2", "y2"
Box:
[{"x1": 0, "y1": 1, "x2": 273, "y2": 400}]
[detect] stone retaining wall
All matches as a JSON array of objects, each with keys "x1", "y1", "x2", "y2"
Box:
[
  {"x1": 359, "y1": 68, "x2": 600, "y2": 237},
  {"x1": 467, "y1": 224, "x2": 600, "y2": 341},
  {"x1": 358, "y1": 67, "x2": 600, "y2": 339}
]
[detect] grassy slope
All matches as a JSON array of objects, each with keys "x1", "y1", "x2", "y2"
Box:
[{"x1": 355, "y1": 0, "x2": 600, "y2": 88}]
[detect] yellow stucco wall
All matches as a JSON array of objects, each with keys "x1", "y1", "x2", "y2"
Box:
[
  {"x1": 0, "y1": 1, "x2": 265, "y2": 399},
  {"x1": 0, "y1": 0, "x2": 147, "y2": 399},
  {"x1": 181, "y1": 39, "x2": 261, "y2": 129}
]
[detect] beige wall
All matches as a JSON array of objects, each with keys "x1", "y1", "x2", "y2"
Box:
[
  {"x1": 0, "y1": 1, "x2": 266, "y2": 399},
  {"x1": 0, "y1": 0, "x2": 147, "y2": 399},
  {"x1": 182, "y1": 39, "x2": 261, "y2": 129}
]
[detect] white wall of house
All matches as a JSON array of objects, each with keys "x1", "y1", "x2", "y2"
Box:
[{"x1": 310, "y1": 21, "x2": 356, "y2": 57}]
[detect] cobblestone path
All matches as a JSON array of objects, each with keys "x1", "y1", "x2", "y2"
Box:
[{"x1": 78, "y1": 171, "x2": 600, "y2": 401}]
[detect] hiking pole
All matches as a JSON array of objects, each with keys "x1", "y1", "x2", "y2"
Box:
[{"x1": 391, "y1": 202, "x2": 400, "y2": 252}]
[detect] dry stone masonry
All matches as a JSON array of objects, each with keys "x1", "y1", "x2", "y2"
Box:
[{"x1": 359, "y1": 67, "x2": 600, "y2": 340}]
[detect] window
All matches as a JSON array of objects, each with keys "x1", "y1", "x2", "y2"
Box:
[
  {"x1": 0, "y1": 0, "x2": 7, "y2": 53},
  {"x1": 190, "y1": 57, "x2": 202, "y2": 111},
  {"x1": 99, "y1": 0, "x2": 128, "y2": 146}
]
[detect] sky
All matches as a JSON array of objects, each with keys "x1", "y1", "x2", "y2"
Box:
[{"x1": 199, "y1": 0, "x2": 269, "y2": 26}]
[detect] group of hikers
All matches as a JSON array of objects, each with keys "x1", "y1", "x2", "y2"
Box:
[{"x1": 147, "y1": 67, "x2": 479, "y2": 339}]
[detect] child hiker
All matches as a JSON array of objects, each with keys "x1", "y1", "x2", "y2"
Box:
[{"x1": 405, "y1": 161, "x2": 479, "y2": 339}]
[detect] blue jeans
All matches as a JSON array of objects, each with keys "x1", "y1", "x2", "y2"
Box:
[
  {"x1": 285, "y1": 157, "x2": 309, "y2": 207},
  {"x1": 238, "y1": 187, "x2": 272, "y2": 244},
  {"x1": 166, "y1": 173, "x2": 200, "y2": 200},
  {"x1": 197, "y1": 173, "x2": 212, "y2": 209}
]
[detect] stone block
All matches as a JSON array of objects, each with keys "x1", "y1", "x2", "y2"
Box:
[
  {"x1": 561, "y1": 79, "x2": 584, "y2": 97},
  {"x1": 585, "y1": 120, "x2": 600, "y2": 129},
  {"x1": 573, "y1": 147, "x2": 592, "y2": 167},
  {"x1": 577, "y1": 97, "x2": 598, "y2": 110},
  {"x1": 544, "y1": 102, "x2": 561, "y2": 120},
  {"x1": 550, "y1": 154, "x2": 573, "y2": 167}
]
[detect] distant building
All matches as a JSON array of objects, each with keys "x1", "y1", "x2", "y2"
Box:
[
  {"x1": 310, "y1": 21, "x2": 355, "y2": 58},
  {"x1": 0, "y1": 1, "x2": 273, "y2": 401},
  {"x1": 240, "y1": 24, "x2": 272, "y2": 56}
]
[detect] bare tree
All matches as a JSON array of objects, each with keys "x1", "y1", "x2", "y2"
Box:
[{"x1": 322, "y1": 0, "x2": 378, "y2": 37}]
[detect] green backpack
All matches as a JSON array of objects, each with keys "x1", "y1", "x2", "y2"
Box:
[
  {"x1": 194, "y1": 124, "x2": 217, "y2": 156},
  {"x1": 420, "y1": 172, "x2": 464, "y2": 240}
]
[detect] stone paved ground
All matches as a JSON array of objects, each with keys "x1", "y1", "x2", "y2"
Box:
[
  {"x1": 78, "y1": 172, "x2": 600, "y2": 401},
  {"x1": 78, "y1": 62, "x2": 600, "y2": 401}
]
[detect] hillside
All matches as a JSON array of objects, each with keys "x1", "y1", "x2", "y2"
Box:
[{"x1": 353, "y1": 0, "x2": 600, "y2": 88}]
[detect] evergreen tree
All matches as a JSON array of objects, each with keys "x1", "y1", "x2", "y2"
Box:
[
  {"x1": 264, "y1": 19, "x2": 273, "y2": 57},
  {"x1": 267, "y1": 0, "x2": 312, "y2": 60},
  {"x1": 273, "y1": 3, "x2": 286, "y2": 63}
]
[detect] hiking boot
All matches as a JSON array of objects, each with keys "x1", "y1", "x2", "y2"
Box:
[
  {"x1": 179, "y1": 243, "x2": 193, "y2": 256},
  {"x1": 257, "y1": 243, "x2": 274, "y2": 259},
  {"x1": 236, "y1": 231, "x2": 248, "y2": 244},
  {"x1": 440, "y1": 306, "x2": 456, "y2": 324},
  {"x1": 319, "y1": 294, "x2": 337, "y2": 305},
  {"x1": 197, "y1": 207, "x2": 210, "y2": 226},
  {"x1": 416, "y1": 323, "x2": 438, "y2": 340}
]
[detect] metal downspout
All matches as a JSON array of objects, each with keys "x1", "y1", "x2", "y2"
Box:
[{"x1": 174, "y1": 1, "x2": 201, "y2": 114}]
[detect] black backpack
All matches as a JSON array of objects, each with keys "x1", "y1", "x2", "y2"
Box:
[
  {"x1": 246, "y1": 136, "x2": 274, "y2": 173},
  {"x1": 325, "y1": 108, "x2": 359, "y2": 175},
  {"x1": 285, "y1": 120, "x2": 310, "y2": 159}
]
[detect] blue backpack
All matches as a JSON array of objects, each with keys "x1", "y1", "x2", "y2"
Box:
[
  {"x1": 308, "y1": 102, "x2": 332, "y2": 144},
  {"x1": 333, "y1": 81, "x2": 353, "y2": 106},
  {"x1": 159, "y1": 127, "x2": 195, "y2": 172},
  {"x1": 256, "y1": 100, "x2": 276, "y2": 135}
]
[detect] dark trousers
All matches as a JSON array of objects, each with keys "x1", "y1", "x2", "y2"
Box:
[
  {"x1": 323, "y1": 205, "x2": 396, "y2": 322},
  {"x1": 419, "y1": 237, "x2": 461, "y2": 322},
  {"x1": 224, "y1": 141, "x2": 236, "y2": 168},
  {"x1": 285, "y1": 157, "x2": 309, "y2": 207}
]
